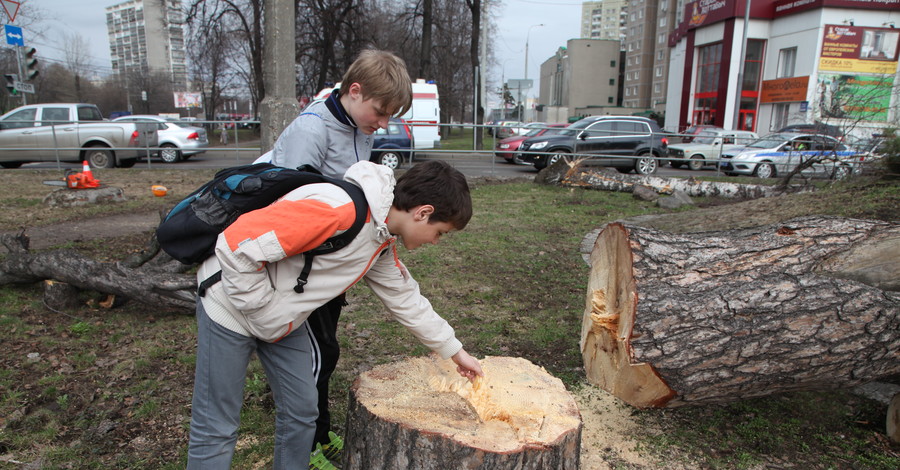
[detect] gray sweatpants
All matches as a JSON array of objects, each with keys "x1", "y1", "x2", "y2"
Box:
[{"x1": 187, "y1": 300, "x2": 317, "y2": 469}]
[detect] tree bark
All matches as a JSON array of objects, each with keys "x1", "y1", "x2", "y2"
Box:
[
  {"x1": 580, "y1": 216, "x2": 900, "y2": 408},
  {"x1": 0, "y1": 233, "x2": 196, "y2": 311},
  {"x1": 343, "y1": 356, "x2": 582, "y2": 469}
]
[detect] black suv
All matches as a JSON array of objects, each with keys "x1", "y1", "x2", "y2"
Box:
[{"x1": 518, "y1": 116, "x2": 669, "y2": 174}]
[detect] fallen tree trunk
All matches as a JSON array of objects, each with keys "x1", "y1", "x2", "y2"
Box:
[
  {"x1": 539, "y1": 159, "x2": 793, "y2": 199},
  {"x1": 0, "y1": 233, "x2": 196, "y2": 311},
  {"x1": 580, "y1": 215, "x2": 900, "y2": 408},
  {"x1": 559, "y1": 162, "x2": 787, "y2": 199},
  {"x1": 344, "y1": 356, "x2": 582, "y2": 469}
]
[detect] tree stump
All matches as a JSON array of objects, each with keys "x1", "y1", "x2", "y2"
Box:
[
  {"x1": 42, "y1": 279, "x2": 83, "y2": 310},
  {"x1": 344, "y1": 356, "x2": 582, "y2": 469},
  {"x1": 580, "y1": 215, "x2": 900, "y2": 408}
]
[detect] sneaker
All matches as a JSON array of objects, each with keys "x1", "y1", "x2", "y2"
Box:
[
  {"x1": 321, "y1": 431, "x2": 344, "y2": 461},
  {"x1": 309, "y1": 443, "x2": 337, "y2": 470}
]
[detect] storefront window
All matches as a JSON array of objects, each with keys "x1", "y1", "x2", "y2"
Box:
[
  {"x1": 738, "y1": 39, "x2": 765, "y2": 131},
  {"x1": 693, "y1": 43, "x2": 722, "y2": 126},
  {"x1": 772, "y1": 103, "x2": 790, "y2": 130},
  {"x1": 742, "y1": 40, "x2": 765, "y2": 91}
]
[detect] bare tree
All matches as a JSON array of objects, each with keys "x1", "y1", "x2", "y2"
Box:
[
  {"x1": 186, "y1": 0, "x2": 266, "y2": 116},
  {"x1": 464, "y1": 0, "x2": 483, "y2": 148},
  {"x1": 295, "y1": 0, "x2": 363, "y2": 97},
  {"x1": 185, "y1": 6, "x2": 238, "y2": 123},
  {"x1": 418, "y1": 0, "x2": 433, "y2": 79},
  {"x1": 61, "y1": 32, "x2": 93, "y2": 102}
]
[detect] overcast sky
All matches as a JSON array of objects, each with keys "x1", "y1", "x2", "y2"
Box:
[{"x1": 25, "y1": 0, "x2": 584, "y2": 102}]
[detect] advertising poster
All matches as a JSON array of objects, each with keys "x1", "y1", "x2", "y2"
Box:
[
  {"x1": 819, "y1": 24, "x2": 899, "y2": 74},
  {"x1": 816, "y1": 74, "x2": 892, "y2": 121},
  {"x1": 174, "y1": 92, "x2": 203, "y2": 108}
]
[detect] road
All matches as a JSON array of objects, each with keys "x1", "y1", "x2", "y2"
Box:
[{"x1": 16, "y1": 145, "x2": 711, "y2": 179}]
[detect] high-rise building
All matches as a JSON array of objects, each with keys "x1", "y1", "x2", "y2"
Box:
[
  {"x1": 106, "y1": 0, "x2": 187, "y2": 90},
  {"x1": 648, "y1": 1, "x2": 679, "y2": 114},
  {"x1": 622, "y1": 0, "x2": 660, "y2": 109},
  {"x1": 581, "y1": 0, "x2": 628, "y2": 43}
]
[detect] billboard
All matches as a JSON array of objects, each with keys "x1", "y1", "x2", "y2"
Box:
[
  {"x1": 174, "y1": 92, "x2": 203, "y2": 108},
  {"x1": 818, "y1": 25, "x2": 899, "y2": 74},
  {"x1": 816, "y1": 74, "x2": 893, "y2": 121}
]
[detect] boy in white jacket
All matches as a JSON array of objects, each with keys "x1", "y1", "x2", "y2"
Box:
[{"x1": 187, "y1": 160, "x2": 483, "y2": 469}]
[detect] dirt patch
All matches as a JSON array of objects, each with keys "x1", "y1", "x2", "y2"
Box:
[{"x1": 2, "y1": 211, "x2": 161, "y2": 253}]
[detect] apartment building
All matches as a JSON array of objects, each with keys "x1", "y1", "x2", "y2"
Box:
[
  {"x1": 538, "y1": 39, "x2": 623, "y2": 122},
  {"x1": 622, "y1": 0, "x2": 659, "y2": 109},
  {"x1": 580, "y1": 0, "x2": 628, "y2": 43},
  {"x1": 648, "y1": 1, "x2": 679, "y2": 114},
  {"x1": 106, "y1": 0, "x2": 187, "y2": 90}
]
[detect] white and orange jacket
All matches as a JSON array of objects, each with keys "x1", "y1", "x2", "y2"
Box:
[{"x1": 197, "y1": 161, "x2": 463, "y2": 359}]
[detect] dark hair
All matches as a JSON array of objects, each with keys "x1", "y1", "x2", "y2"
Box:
[{"x1": 393, "y1": 160, "x2": 472, "y2": 230}]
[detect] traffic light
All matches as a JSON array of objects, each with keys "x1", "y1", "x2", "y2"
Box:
[
  {"x1": 24, "y1": 47, "x2": 38, "y2": 80},
  {"x1": 4, "y1": 74, "x2": 17, "y2": 95}
]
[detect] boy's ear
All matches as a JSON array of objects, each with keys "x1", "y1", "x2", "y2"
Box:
[
  {"x1": 346, "y1": 82, "x2": 363, "y2": 98},
  {"x1": 414, "y1": 205, "x2": 434, "y2": 221}
]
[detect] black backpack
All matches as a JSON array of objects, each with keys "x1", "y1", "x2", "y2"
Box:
[{"x1": 156, "y1": 162, "x2": 369, "y2": 296}]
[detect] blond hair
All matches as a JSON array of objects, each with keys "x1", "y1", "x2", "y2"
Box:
[{"x1": 341, "y1": 49, "x2": 413, "y2": 117}]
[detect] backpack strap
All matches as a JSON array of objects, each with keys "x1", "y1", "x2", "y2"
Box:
[
  {"x1": 293, "y1": 179, "x2": 368, "y2": 293},
  {"x1": 198, "y1": 179, "x2": 369, "y2": 298},
  {"x1": 197, "y1": 270, "x2": 222, "y2": 297}
]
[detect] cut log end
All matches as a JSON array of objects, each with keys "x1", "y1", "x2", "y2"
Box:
[
  {"x1": 580, "y1": 223, "x2": 675, "y2": 408},
  {"x1": 344, "y1": 356, "x2": 582, "y2": 470},
  {"x1": 580, "y1": 217, "x2": 899, "y2": 409}
]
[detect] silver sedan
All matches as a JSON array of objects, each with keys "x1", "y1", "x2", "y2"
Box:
[{"x1": 113, "y1": 115, "x2": 209, "y2": 163}]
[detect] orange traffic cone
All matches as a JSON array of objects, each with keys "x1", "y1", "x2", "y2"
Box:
[{"x1": 81, "y1": 160, "x2": 100, "y2": 187}]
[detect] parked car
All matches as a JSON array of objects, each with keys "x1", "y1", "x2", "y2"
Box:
[
  {"x1": 370, "y1": 118, "x2": 414, "y2": 170},
  {"x1": 113, "y1": 115, "x2": 209, "y2": 163},
  {"x1": 680, "y1": 124, "x2": 722, "y2": 143},
  {"x1": 777, "y1": 123, "x2": 844, "y2": 141},
  {"x1": 487, "y1": 120, "x2": 515, "y2": 137},
  {"x1": 238, "y1": 116, "x2": 259, "y2": 130},
  {"x1": 494, "y1": 123, "x2": 567, "y2": 163},
  {"x1": 495, "y1": 121, "x2": 524, "y2": 139},
  {"x1": 0, "y1": 103, "x2": 158, "y2": 168},
  {"x1": 719, "y1": 133, "x2": 857, "y2": 179},
  {"x1": 667, "y1": 129, "x2": 758, "y2": 170},
  {"x1": 518, "y1": 116, "x2": 669, "y2": 174}
]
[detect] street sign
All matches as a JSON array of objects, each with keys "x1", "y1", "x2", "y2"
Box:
[
  {"x1": 13, "y1": 81, "x2": 33, "y2": 93},
  {"x1": 1, "y1": 1, "x2": 21, "y2": 24},
  {"x1": 507, "y1": 79, "x2": 533, "y2": 90},
  {"x1": 4, "y1": 24, "x2": 23, "y2": 46}
]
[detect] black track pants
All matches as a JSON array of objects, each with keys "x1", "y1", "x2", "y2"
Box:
[{"x1": 307, "y1": 294, "x2": 345, "y2": 449}]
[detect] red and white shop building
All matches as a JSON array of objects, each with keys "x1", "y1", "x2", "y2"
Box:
[{"x1": 664, "y1": 0, "x2": 900, "y2": 138}]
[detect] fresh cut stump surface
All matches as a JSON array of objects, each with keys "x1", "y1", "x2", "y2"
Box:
[{"x1": 343, "y1": 356, "x2": 582, "y2": 469}]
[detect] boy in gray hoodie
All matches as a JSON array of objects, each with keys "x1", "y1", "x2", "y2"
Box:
[{"x1": 257, "y1": 49, "x2": 414, "y2": 458}]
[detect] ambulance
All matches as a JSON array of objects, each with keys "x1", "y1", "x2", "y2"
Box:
[{"x1": 314, "y1": 79, "x2": 441, "y2": 149}]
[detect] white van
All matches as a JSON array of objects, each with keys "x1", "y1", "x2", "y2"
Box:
[{"x1": 314, "y1": 79, "x2": 441, "y2": 150}]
